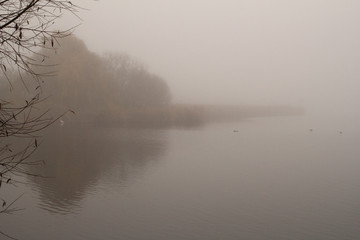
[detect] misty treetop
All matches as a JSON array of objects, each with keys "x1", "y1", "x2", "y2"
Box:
[
  {"x1": 102, "y1": 52, "x2": 171, "y2": 107},
  {"x1": 4, "y1": 36, "x2": 172, "y2": 123}
]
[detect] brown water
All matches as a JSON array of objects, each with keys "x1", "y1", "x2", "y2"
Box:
[{"x1": 2, "y1": 115, "x2": 360, "y2": 240}]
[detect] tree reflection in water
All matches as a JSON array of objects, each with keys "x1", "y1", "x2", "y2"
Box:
[{"x1": 27, "y1": 124, "x2": 168, "y2": 214}]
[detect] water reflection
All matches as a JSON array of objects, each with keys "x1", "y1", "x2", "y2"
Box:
[
  {"x1": 27, "y1": 124, "x2": 168, "y2": 214},
  {"x1": 4, "y1": 116, "x2": 360, "y2": 240}
]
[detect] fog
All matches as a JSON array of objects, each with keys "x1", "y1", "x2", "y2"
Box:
[
  {"x1": 4, "y1": 2, "x2": 360, "y2": 239},
  {"x1": 62, "y1": 0, "x2": 360, "y2": 118}
]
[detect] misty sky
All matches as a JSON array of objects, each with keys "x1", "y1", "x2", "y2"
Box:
[{"x1": 67, "y1": 0, "x2": 360, "y2": 115}]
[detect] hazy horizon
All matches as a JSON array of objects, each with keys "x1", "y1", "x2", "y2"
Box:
[
  {"x1": 60, "y1": 0, "x2": 360, "y2": 117},
  {"x1": 3, "y1": 2, "x2": 360, "y2": 239}
]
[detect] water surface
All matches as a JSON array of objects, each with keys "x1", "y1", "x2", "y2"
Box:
[{"x1": 2, "y1": 115, "x2": 360, "y2": 240}]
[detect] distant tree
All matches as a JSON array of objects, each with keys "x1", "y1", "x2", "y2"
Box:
[
  {"x1": 37, "y1": 36, "x2": 106, "y2": 114},
  {"x1": 31, "y1": 37, "x2": 172, "y2": 122},
  {"x1": 102, "y1": 52, "x2": 172, "y2": 108},
  {"x1": 0, "y1": 1, "x2": 79, "y2": 236}
]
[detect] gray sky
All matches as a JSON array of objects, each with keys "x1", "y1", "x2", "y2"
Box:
[{"x1": 68, "y1": 0, "x2": 360, "y2": 115}]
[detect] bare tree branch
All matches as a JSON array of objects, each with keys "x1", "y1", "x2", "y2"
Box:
[{"x1": 0, "y1": 2, "x2": 81, "y2": 234}]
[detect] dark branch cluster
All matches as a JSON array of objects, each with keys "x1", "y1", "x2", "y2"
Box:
[
  {"x1": 0, "y1": 95, "x2": 70, "y2": 199},
  {"x1": 0, "y1": 0, "x2": 80, "y2": 79},
  {"x1": 1, "y1": 95, "x2": 51, "y2": 137}
]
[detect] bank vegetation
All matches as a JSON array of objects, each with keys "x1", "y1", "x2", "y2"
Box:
[{"x1": 1, "y1": 36, "x2": 303, "y2": 129}]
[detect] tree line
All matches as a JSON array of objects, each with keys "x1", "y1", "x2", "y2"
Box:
[{"x1": 1, "y1": 36, "x2": 173, "y2": 124}]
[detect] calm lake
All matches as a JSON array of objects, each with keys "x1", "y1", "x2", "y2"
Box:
[{"x1": 2, "y1": 115, "x2": 360, "y2": 240}]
